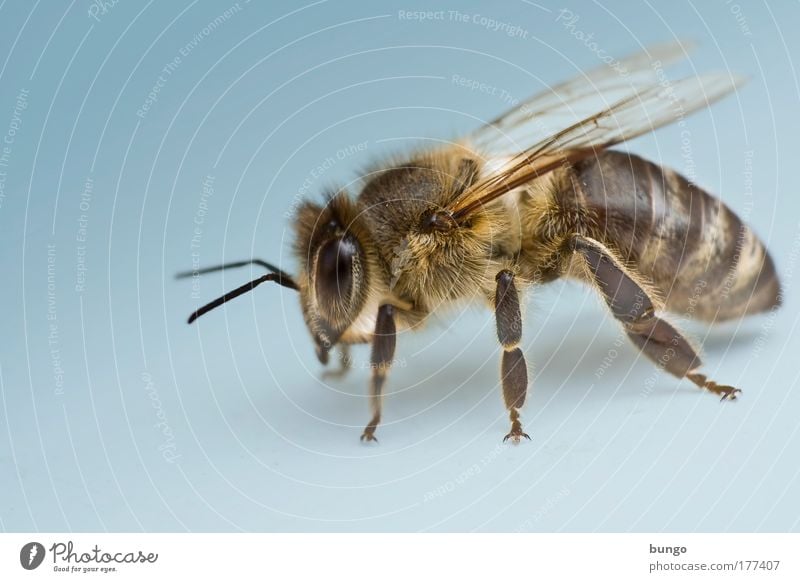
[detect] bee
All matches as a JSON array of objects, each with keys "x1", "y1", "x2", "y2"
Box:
[{"x1": 178, "y1": 42, "x2": 781, "y2": 443}]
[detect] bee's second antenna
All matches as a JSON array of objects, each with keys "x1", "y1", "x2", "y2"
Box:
[{"x1": 175, "y1": 258, "x2": 297, "y2": 289}]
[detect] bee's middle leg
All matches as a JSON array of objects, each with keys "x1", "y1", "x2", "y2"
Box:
[
  {"x1": 495, "y1": 269, "x2": 531, "y2": 443},
  {"x1": 360, "y1": 304, "x2": 396, "y2": 442},
  {"x1": 568, "y1": 235, "x2": 740, "y2": 400}
]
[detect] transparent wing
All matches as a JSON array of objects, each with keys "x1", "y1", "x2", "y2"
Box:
[
  {"x1": 451, "y1": 62, "x2": 744, "y2": 220},
  {"x1": 467, "y1": 40, "x2": 697, "y2": 157}
]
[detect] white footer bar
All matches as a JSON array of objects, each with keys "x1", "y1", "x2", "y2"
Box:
[{"x1": 2, "y1": 533, "x2": 797, "y2": 581}]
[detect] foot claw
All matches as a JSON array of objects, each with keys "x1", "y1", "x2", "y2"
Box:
[
  {"x1": 360, "y1": 431, "x2": 378, "y2": 443},
  {"x1": 716, "y1": 386, "x2": 741, "y2": 402},
  {"x1": 705, "y1": 380, "x2": 741, "y2": 401},
  {"x1": 688, "y1": 373, "x2": 741, "y2": 402},
  {"x1": 503, "y1": 431, "x2": 531, "y2": 444}
]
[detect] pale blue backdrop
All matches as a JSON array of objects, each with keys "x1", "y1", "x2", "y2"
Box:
[{"x1": 1, "y1": 0, "x2": 798, "y2": 532}]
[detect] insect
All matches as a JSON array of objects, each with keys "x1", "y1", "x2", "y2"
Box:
[{"x1": 178, "y1": 42, "x2": 781, "y2": 443}]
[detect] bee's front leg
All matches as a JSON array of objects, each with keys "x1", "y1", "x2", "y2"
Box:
[
  {"x1": 322, "y1": 345, "x2": 352, "y2": 380},
  {"x1": 360, "y1": 304, "x2": 396, "y2": 442},
  {"x1": 495, "y1": 270, "x2": 531, "y2": 443}
]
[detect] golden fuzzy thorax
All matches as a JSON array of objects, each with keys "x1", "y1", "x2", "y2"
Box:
[{"x1": 386, "y1": 198, "x2": 513, "y2": 309}]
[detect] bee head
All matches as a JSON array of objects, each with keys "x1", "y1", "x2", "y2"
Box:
[{"x1": 293, "y1": 192, "x2": 373, "y2": 363}]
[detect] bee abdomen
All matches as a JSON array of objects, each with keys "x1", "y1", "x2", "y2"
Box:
[{"x1": 570, "y1": 151, "x2": 781, "y2": 322}]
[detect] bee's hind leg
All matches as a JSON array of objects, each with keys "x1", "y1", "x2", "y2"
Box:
[
  {"x1": 360, "y1": 304, "x2": 397, "y2": 443},
  {"x1": 495, "y1": 269, "x2": 531, "y2": 443},
  {"x1": 568, "y1": 235, "x2": 741, "y2": 401}
]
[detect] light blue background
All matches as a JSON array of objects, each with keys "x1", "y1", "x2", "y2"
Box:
[{"x1": 1, "y1": 0, "x2": 799, "y2": 532}]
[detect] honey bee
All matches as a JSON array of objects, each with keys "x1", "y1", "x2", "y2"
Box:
[{"x1": 178, "y1": 42, "x2": 780, "y2": 443}]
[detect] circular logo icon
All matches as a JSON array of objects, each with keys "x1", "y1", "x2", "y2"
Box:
[{"x1": 20, "y1": 542, "x2": 45, "y2": 570}]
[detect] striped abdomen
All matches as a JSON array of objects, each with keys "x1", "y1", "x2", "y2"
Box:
[{"x1": 569, "y1": 151, "x2": 780, "y2": 322}]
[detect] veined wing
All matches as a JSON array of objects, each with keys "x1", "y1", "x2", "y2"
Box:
[
  {"x1": 467, "y1": 40, "x2": 697, "y2": 157},
  {"x1": 451, "y1": 70, "x2": 744, "y2": 221}
]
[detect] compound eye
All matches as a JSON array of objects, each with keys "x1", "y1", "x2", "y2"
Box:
[{"x1": 314, "y1": 236, "x2": 359, "y2": 321}]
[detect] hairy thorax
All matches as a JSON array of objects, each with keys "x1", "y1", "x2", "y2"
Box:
[{"x1": 357, "y1": 150, "x2": 519, "y2": 314}]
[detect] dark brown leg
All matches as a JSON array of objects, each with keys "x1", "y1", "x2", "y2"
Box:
[
  {"x1": 570, "y1": 235, "x2": 740, "y2": 400},
  {"x1": 360, "y1": 305, "x2": 396, "y2": 442},
  {"x1": 495, "y1": 270, "x2": 531, "y2": 443}
]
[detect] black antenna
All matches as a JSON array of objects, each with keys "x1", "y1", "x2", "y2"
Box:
[
  {"x1": 175, "y1": 259, "x2": 297, "y2": 288},
  {"x1": 178, "y1": 259, "x2": 298, "y2": 324}
]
